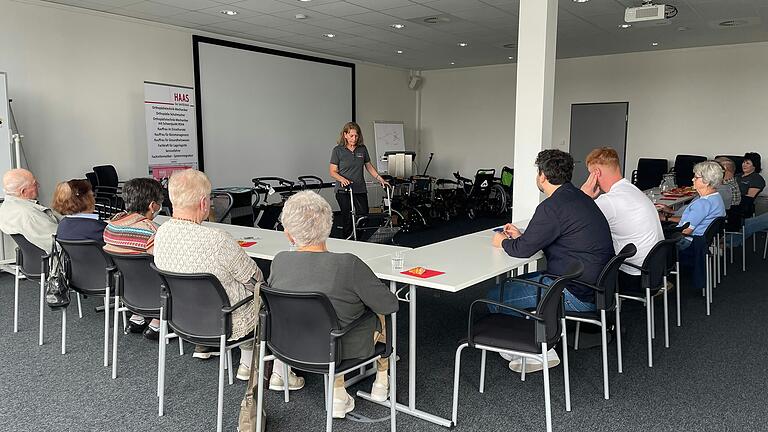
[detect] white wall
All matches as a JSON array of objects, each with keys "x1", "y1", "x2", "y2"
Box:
[
  {"x1": 420, "y1": 41, "x2": 768, "y2": 181},
  {"x1": 0, "y1": 0, "x2": 415, "y2": 203}
]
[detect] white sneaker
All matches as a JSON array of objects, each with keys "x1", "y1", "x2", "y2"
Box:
[
  {"x1": 236, "y1": 364, "x2": 250, "y2": 381},
  {"x1": 499, "y1": 352, "x2": 521, "y2": 362},
  {"x1": 332, "y1": 389, "x2": 355, "y2": 419},
  {"x1": 369, "y1": 372, "x2": 389, "y2": 402},
  {"x1": 269, "y1": 370, "x2": 305, "y2": 391},
  {"x1": 509, "y1": 349, "x2": 560, "y2": 373}
]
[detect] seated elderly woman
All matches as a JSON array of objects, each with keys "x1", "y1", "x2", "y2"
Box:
[
  {"x1": 153, "y1": 169, "x2": 302, "y2": 389},
  {"x1": 103, "y1": 177, "x2": 165, "y2": 340},
  {"x1": 268, "y1": 191, "x2": 399, "y2": 419},
  {"x1": 52, "y1": 179, "x2": 107, "y2": 242},
  {"x1": 657, "y1": 161, "x2": 726, "y2": 290}
]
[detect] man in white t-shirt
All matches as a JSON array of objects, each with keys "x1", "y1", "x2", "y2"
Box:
[{"x1": 580, "y1": 147, "x2": 664, "y2": 292}]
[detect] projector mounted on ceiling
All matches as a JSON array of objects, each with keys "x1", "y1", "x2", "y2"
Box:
[{"x1": 625, "y1": 2, "x2": 678, "y2": 23}]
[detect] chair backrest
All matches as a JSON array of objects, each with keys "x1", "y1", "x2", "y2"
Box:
[
  {"x1": 210, "y1": 191, "x2": 234, "y2": 224},
  {"x1": 471, "y1": 169, "x2": 496, "y2": 195},
  {"x1": 93, "y1": 165, "x2": 119, "y2": 189},
  {"x1": 260, "y1": 285, "x2": 342, "y2": 366},
  {"x1": 535, "y1": 262, "x2": 583, "y2": 345},
  {"x1": 500, "y1": 166, "x2": 514, "y2": 189},
  {"x1": 725, "y1": 207, "x2": 745, "y2": 232},
  {"x1": 673, "y1": 155, "x2": 707, "y2": 187},
  {"x1": 150, "y1": 264, "x2": 233, "y2": 340},
  {"x1": 634, "y1": 158, "x2": 668, "y2": 190},
  {"x1": 56, "y1": 239, "x2": 113, "y2": 293},
  {"x1": 107, "y1": 253, "x2": 162, "y2": 314},
  {"x1": 85, "y1": 171, "x2": 99, "y2": 188},
  {"x1": 703, "y1": 216, "x2": 726, "y2": 244},
  {"x1": 10, "y1": 234, "x2": 47, "y2": 277},
  {"x1": 594, "y1": 243, "x2": 637, "y2": 310},
  {"x1": 640, "y1": 237, "x2": 678, "y2": 291}
]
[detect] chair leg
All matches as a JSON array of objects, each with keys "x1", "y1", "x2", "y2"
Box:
[
  {"x1": 764, "y1": 232, "x2": 768, "y2": 259},
  {"x1": 103, "y1": 291, "x2": 110, "y2": 367},
  {"x1": 326, "y1": 363, "x2": 336, "y2": 432},
  {"x1": 451, "y1": 343, "x2": 468, "y2": 426},
  {"x1": 650, "y1": 295, "x2": 655, "y2": 340},
  {"x1": 256, "y1": 342, "x2": 267, "y2": 432},
  {"x1": 112, "y1": 298, "x2": 120, "y2": 379},
  {"x1": 61, "y1": 308, "x2": 67, "y2": 355},
  {"x1": 616, "y1": 294, "x2": 623, "y2": 374},
  {"x1": 742, "y1": 228, "x2": 746, "y2": 272},
  {"x1": 226, "y1": 349, "x2": 234, "y2": 385},
  {"x1": 283, "y1": 362, "x2": 290, "y2": 403},
  {"x1": 389, "y1": 330, "x2": 397, "y2": 432},
  {"x1": 646, "y1": 289, "x2": 653, "y2": 368},
  {"x1": 216, "y1": 336, "x2": 226, "y2": 432},
  {"x1": 574, "y1": 322, "x2": 581, "y2": 350},
  {"x1": 521, "y1": 358, "x2": 526, "y2": 381},
  {"x1": 479, "y1": 349, "x2": 486, "y2": 394},
  {"x1": 600, "y1": 311, "x2": 609, "y2": 400},
  {"x1": 676, "y1": 261, "x2": 681, "y2": 327},
  {"x1": 663, "y1": 277, "x2": 669, "y2": 349},
  {"x1": 541, "y1": 343, "x2": 552, "y2": 432},
  {"x1": 561, "y1": 318, "x2": 571, "y2": 411},
  {"x1": 706, "y1": 257, "x2": 711, "y2": 316},
  {"x1": 729, "y1": 233, "x2": 733, "y2": 264},
  {"x1": 77, "y1": 293, "x2": 83, "y2": 319},
  {"x1": 39, "y1": 276, "x2": 45, "y2": 346},
  {"x1": 158, "y1": 319, "x2": 167, "y2": 416},
  {"x1": 178, "y1": 337, "x2": 184, "y2": 356},
  {"x1": 13, "y1": 270, "x2": 19, "y2": 333}
]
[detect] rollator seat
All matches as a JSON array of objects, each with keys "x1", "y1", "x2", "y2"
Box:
[{"x1": 462, "y1": 315, "x2": 540, "y2": 354}]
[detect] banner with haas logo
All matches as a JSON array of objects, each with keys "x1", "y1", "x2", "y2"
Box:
[{"x1": 144, "y1": 81, "x2": 198, "y2": 178}]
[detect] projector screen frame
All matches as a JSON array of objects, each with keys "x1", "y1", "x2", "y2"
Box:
[{"x1": 192, "y1": 35, "x2": 356, "y2": 172}]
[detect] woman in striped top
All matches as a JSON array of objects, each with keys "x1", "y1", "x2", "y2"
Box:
[{"x1": 103, "y1": 177, "x2": 165, "y2": 339}]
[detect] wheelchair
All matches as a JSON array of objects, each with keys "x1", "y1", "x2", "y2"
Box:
[
  {"x1": 251, "y1": 177, "x2": 297, "y2": 230},
  {"x1": 452, "y1": 169, "x2": 508, "y2": 219},
  {"x1": 383, "y1": 176, "x2": 429, "y2": 233}
]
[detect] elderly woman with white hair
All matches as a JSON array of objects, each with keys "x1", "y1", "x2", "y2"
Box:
[
  {"x1": 153, "y1": 169, "x2": 303, "y2": 391},
  {"x1": 268, "y1": 191, "x2": 399, "y2": 419}
]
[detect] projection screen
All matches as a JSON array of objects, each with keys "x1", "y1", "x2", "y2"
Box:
[{"x1": 193, "y1": 36, "x2": 355, "y2": 188}]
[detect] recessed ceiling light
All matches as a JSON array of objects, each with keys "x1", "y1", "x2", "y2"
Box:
[
  {"x1": 573, "y1": 0, "x2": 589, "y2": 3},
  {"x1": 295, "y1": 13, "x2": 307, "y2": 19},
  {"x1": 390, "y1": 23, "x2": 405, "y2": 29},
  {"x1": 396, "y1": 50, "x2": 403, "y2": 54},
  {"x1": 323, "y1": 33, "x2": 335, "y2": 38},
  {"x1": 450, "y1": 61, "x2": 455, "y2": 65},
  {"x1": 508, "y1": 56, "x2": 514, "y2": 60},
  {"x1": 618, "y1": 24, "x2": 631, "y2": 29},
  {"x1": 651, "y1": 42, "x2": 659, "y2": 46},
  {"x1": 457, "y1": 42, "x2": 468, "y2": 47},
  {"x1": 299, "y1": 0, "x2": 311, "y2": 2},
  {"x1": 220, "y1": 10, "x2": 237, "y2": 16}
]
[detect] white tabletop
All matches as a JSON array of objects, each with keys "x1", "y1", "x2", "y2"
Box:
[
  {"x1": 155, "y1": 215, "x2": 408, "y2": 261},
  {"x1": 470, "y1": 219, "x2": 531, "y2": 238},
  {"x1": 365, "y1": 234, "x2": 542, "y2": 292}
]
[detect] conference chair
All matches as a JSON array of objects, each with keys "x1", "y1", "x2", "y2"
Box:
[
  {"x1": 452, "y1": 263, "x2": 583, "y2": 432},
  {"x1": 631, "y1": 158, "x2": 668, "y2": 191},
  {"x1": 619, "y1": 237, "x2": 678, "y2": 368},
  {"x1": 672, "y1": 155, "x2": 707, "y2": 187},
  {"x1": 210, "y1": 191, "x2": 234, "y2": 224},
  {"x1": 701, "y1": 217, "x2": 726, "y2": 314},
  {"x1": 256, "y1": 285, "x2": 396, "y2": 432},
  {"x1": 10, "y1": 234, "x2": 50, "y2": 344},
  {"x1": 152, "y1": 264, "x2": 255, "y2": 432},
  {"x1": 56, "y1": 238, "x2": 114, "y2": 362},
  {"x1": 567, "y1": 244, "x2": 636, "y2": 400},
  {"x1": 107, "y1": 253, "x2": 171, "y2": 380},
  {"x1": 662, "y1": 222, "x2": 689, "y2": 327},
  {"x1": 92, "y1": 165, "x2": 125, "y2": 215}
]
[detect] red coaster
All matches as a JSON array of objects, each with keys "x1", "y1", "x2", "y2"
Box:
[
  {"x1": 401, "y1": 267, "x2": 445, "y2": 279},
  {"x1": 238, "y1": 241, "x2": 257, "y2": 247}
]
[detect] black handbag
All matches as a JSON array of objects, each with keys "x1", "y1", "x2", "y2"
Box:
[{"x1": 45, "y1": 243, "x2": 70, "y2": 309}]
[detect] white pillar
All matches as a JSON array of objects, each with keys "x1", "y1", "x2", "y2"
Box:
[{"x1": 512, "y1": 0, "x2": 558, "y2": 222}]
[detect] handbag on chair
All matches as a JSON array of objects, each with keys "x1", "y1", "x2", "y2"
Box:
[
  {"x1": 45, "y1": 242, "x2": 70, "y2": 309},
  {"x1": 238, "y1": 327, "x2": 271, "y2": 432}
]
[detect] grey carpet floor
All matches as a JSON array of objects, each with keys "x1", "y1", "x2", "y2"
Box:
[{"x1": 1, "y1": 231, "x2": 767, "y2": 431}]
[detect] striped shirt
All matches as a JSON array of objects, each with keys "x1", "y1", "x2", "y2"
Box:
[{"x1": 103, "y1": 212, "x2": 158, "y2": 254}]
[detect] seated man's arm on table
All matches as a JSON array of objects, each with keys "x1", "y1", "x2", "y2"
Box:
[
  {"x1": 353, "y1": 257, "x2": 399, "y2": 315},
  {"x1": 499, "y1": 205, "x2": 560, "y2": 258}
]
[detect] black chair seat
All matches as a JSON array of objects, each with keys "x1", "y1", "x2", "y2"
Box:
[
  {"x1": 181, "y1": 331, "x2": 252, "y2": 350},
  {"x1": 565, "y1": 310, "x2": 601, "y2": 320},
  {"x1": 272, "y1": 342, "x2": 387, "y2": 376},
  {"x1": 466, "y1": 314, "x2": 541, "y2": 354}
]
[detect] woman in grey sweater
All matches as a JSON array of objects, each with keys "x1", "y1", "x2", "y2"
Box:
[{"x1": 268, "y1": 191, "x2": 399, "y2": 419}]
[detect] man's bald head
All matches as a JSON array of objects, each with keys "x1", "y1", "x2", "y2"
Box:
[{"x1": 3, "y1": 169, "x2": 39, "y2": 199}]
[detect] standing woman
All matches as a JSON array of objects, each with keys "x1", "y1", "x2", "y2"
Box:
[{"x1": 329, "y1": 122, "x2": 388, "y2": 238}]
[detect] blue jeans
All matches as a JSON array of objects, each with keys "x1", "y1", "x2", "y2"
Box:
[{"x1": 487, "y1": 271, "x2": 596, "y2": 315}]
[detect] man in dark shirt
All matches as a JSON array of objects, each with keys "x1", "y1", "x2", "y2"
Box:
[{"x1": 488, "y1": 149, "x2": 614, "y2": 372}]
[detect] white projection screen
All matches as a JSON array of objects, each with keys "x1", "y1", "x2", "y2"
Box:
[{"x1": 193, "y1": 36, "x2": 354, "y2": 188}]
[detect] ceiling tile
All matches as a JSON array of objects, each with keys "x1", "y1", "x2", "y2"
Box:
[
  {"x1": 169, "y1": 10, "x2": 230, "y2": 25},
  {"x1": 121, "y1": 1, "x2": 187, "y2": 16},
  {"x1": 345, "y1": 0, "x2": 412, "y2": 9},
  {"x1": 196, "y1": 4, "x2": 263, "y2": 18},
  {"x1": 153, "y1": 0, "x2": 222, "y2": 11},
  {"x1": 381, "y1": 4, "x2": 443, "y2": 20},
  {"x1": 422, "y1": 0, "x2": 487, "y2": 14},
  {"x1": 345, "y1": 11, "x2": 402, "y2": 26},
  {"x1": 238, "y1": 14, "x2": 295, "y2": 27},
  {"x1": 77, "y1": 0, "x2": 147, "y2": 7},
  {"x1": 307, "y1": 1, "x2": 371, "y2": 17},
  {"x1": 229, "y1": 0, "x2": 297, "y2": 13}
]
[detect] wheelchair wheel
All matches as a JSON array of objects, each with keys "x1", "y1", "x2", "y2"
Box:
[{"x1": 488, "y1": 184, "x2": 507, "y2": 216}]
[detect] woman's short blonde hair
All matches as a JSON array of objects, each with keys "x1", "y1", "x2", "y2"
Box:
[
  {"x1": 280, "y1": 191, "x2": 333, "y2": 247},
  {"x1": 51, "y1": 179, "x2": 95, "y2": 215},
  {"x1": 168, "y1": 169, "x2": 211, "y2": 210},
  {"x1": 693, "y1": 161, "x2": 724, "y2": 188}
]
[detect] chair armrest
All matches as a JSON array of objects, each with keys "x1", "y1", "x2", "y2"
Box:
[
  {"x1": 222, "y1": 294, "x2": 255, "y2": 315},
  {"x1": 469, "y1": 299, "x2": 543, "y2": 322},
  {"x1": 331, "y1": 309, "x2": 377, "y2": 338},
  {"x1": 501, "y1": 276, "x2": 550, "y2": 291},
  {"x1": 569, "y1": 279, "x2": 604, "y2": 292},
  {"x1": 623, "y1": 262, "x2": 648, "y2": 274}
]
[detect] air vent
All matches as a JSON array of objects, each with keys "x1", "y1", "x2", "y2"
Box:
[
  {"x1": 719, "y1": 19, "x2": 748, "y2": 27},
  {"x1": 407, "y1": 14, "x2": 454, "y2": 25},
  {"x1": 707, "y1": 17, "x2": 760, "y2": 30},
  {"x1": 502, "y1": 43, "x2": 517, "y2": 49}
]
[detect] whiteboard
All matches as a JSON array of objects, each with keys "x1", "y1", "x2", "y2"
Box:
[
  {"x1": 373, "y1": 121, "x2": 405, "y2": 172},
  {"x1": 0, "y1": 73, "x2": 12, "y2": 197},
  {"x1": 195, "y1": 37, "x2": 353, "y2": 188}
]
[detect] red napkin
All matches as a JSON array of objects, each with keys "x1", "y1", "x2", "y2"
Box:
[
  {"x1": 238, "y1": 241, "x2": 257, "y2": 247},
  {"x1": 401, "y1": 267, "x2": 445, "y2": 279}
]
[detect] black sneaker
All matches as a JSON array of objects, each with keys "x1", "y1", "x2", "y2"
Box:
[
  {"x1": 126, "y1": 319, "x2": 148, "y2": 334},
  {"x1": 143, "y1": 325, "x2": 160, "y2": 340}
]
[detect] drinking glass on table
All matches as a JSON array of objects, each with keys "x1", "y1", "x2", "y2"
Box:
[{"x1": 391, "y1": 251, "x2": 405, "y2": 271}]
